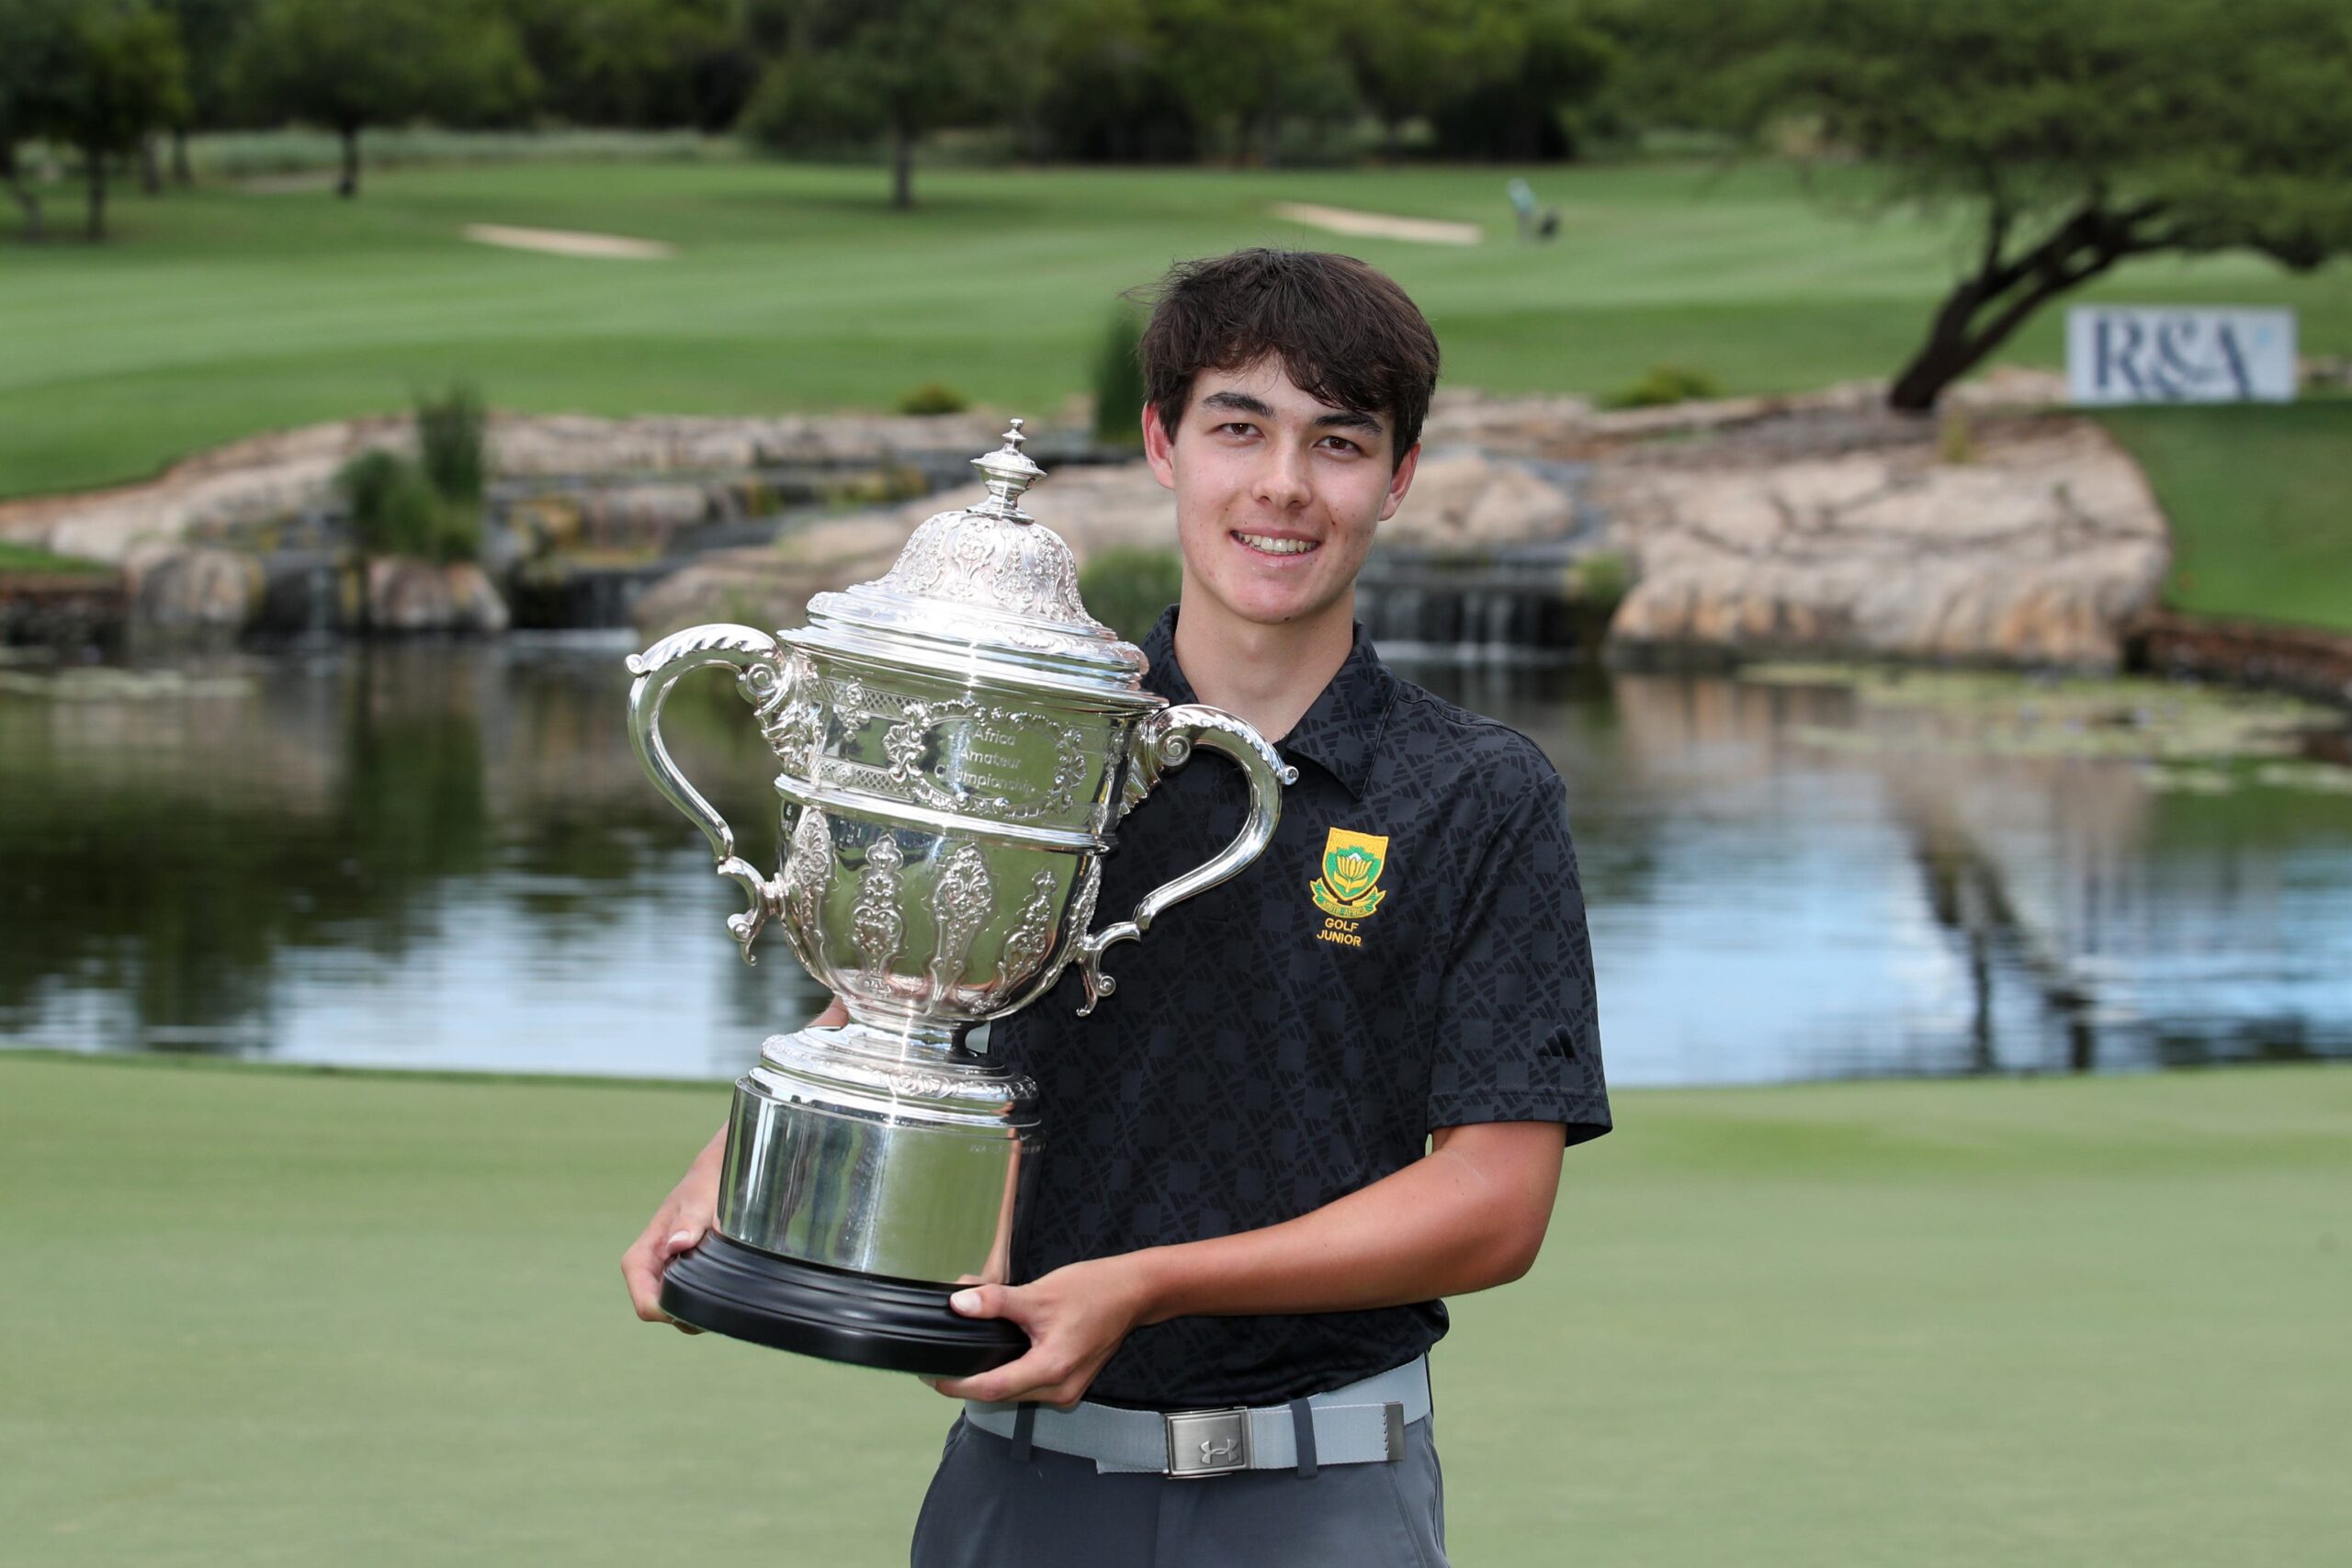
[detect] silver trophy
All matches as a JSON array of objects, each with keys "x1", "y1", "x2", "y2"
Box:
[{"x1": 626, "y1": 421, "x2": 1295, "y2": 1374}]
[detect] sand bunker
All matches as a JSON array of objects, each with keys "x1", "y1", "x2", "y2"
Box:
[
  {"x1": 461, "y1": 224, "x2": 676, "y2": 260},
  {"x1": 1270, "y1": 202, "x2": 1482, "y2": 246}
]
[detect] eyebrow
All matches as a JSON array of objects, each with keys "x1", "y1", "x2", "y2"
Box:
[{"x1": 1199, "y1": 389, "x2": 1385, "y2": 436}]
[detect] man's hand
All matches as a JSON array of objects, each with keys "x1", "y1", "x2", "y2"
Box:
[
  {"x1": 927, "y1": 1255, "x2": 1156, "y2": 1407},
  {"x1": 619, "y1": 1125, "x2": 726, "y2": 1333}
]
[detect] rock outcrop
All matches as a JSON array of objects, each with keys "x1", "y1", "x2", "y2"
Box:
[{"x1": 1597, "y1": 412, "x2": 2169, "y2": 668}]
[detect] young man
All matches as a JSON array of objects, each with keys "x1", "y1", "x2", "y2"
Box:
[{"x1": 623, "y1": 249, "x2": 1610, "y2": 1566}]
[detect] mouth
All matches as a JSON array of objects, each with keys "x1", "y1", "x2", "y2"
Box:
[{"x1": 1231, "y1": 531, "x2": 1320, "y2": 558}]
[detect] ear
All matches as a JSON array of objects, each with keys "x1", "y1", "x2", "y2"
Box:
[
  {"x1": 1376, "y1": 443, "x2": 1421, "y2": 523},
  {"x1": 1143, "y1": 403, "x2": 1177, "y2": 491}
]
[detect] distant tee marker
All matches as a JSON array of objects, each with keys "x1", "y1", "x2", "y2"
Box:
[
  {"x1": 1271, "y1": 203, "x2": 1482, "y2": 246},
  {"x1": 461, "y1": 224, "x2": 676, "y2": 261}
]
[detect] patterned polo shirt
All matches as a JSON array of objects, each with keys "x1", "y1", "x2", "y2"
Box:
[{"x1": 992, "y1": 606, "x2": 1610, "y2": 1410}]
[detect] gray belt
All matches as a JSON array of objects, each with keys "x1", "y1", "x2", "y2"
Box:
[{"x1": 963, "y1": 1355, "x2": 1430, "y2": 1478}]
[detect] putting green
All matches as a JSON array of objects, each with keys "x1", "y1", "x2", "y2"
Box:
[
  {"x1": 4, "y1": 1052, "x2": 2344, "y2": 1566},
  {"x1": 3, "y1": 157, "x2": 2346, "y2": 499}
]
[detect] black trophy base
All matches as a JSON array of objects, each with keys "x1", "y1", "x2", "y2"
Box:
[{"x1": 661, "y1": 1232, "x2": 1027, "y2": 1377}]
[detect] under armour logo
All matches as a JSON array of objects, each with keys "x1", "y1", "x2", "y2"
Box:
[{"x1": 1199, "y1": 1436, "x2": 1241, "y2": 1464}]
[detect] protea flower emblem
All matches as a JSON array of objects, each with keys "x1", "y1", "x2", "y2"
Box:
[{"x1": 1311, "y1": 828, "x2": 1390, "y2": 920}]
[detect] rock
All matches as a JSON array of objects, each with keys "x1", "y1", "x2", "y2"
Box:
[
  {"x1": 125, "y1": 546, "x2": 262, "y2": 631},
  {"x1": 366, "y1": 558, "x2": 511, "y2": 634},
  {"x1": 1599, "y1": 417, "x2": 2170, "y2": 670}
]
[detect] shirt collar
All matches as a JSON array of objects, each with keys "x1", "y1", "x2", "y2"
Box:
[{"x1": 1138, "y1": 607, "x2": 1396, "y2": 799}]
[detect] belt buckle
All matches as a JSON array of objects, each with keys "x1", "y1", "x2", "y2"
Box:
[{"x1": 1164, "y1": 1407, "x2": 1251, "y2": 1478}]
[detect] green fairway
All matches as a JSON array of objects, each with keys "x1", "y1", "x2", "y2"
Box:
[
  {"x1": 2097, "y1": 400, "x2": 2352, "y2": 635},
  {"x1": 2, "y1": 157, "x2": 2346, "y2": 499},
  {"x1": 4, "y1": 1053, "x2": 2344, "y2": 1567}
]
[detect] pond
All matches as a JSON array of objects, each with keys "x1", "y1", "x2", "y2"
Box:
[{"x1": 3, "y1": 636, "x2": 2348, "y2": 1088}]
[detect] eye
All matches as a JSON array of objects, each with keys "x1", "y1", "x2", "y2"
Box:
[
  {"x1": 1217, "y1": 422, "x2": 1258, "y2": 437},
  {"x1": 1318, "y1": 434, "x2": 1364, "y2": 455}
]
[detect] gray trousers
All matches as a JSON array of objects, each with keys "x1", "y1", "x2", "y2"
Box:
[{"x1": 909, "y1": 1415, "x2": 1449, "y2": 1568}]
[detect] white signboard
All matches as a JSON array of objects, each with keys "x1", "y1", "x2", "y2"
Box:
[{"x1": 2067, "y1": 307, "x2": 2297, "y2": 405}]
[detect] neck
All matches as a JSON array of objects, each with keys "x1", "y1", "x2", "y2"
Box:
[{"x1": 1170, "y1": 590, "x2": 1354, "y2": 742}]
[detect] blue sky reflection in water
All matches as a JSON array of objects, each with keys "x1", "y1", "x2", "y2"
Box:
[{"x1": 1, "y1": 636, "x2": 2347, "y2": 1086}]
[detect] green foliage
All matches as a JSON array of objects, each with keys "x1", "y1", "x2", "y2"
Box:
[
  {"x1": 334, "y1": 386, "x2": 486, "y2": 563},
  {"x1": 231, "y1": 0, "x2": 537, "y2": 195},
  {"x1": 501, "y1": 0, "x2": 755, "y2": 133},
  {"x1": 893, "y1": 381, "x2": 967, "y2": 416},
  {"x1": 1622, "y1": 0, "x2": 2352, "y2": 406},
  {"x1": 335, "y1": 448, "x2": 441, "y2": 559},
  {"x1": 1564, "y1": 548, "x2": 1629, "y2": 607},
  {"x1": 1603, "y1": 365, "x2": 1722, "y2": 409},
  {"x1": 735, "y1": 0, "x2": 1011, "y2": 208},
  {"x1": 414, "y1": 382, "x2": 485, "y2": 509},
  {"x1": 1077, "y1": 547, "x2": 1182, "y2": 643},
  {"x1": 1090, "y1": 307, "x2": 1146, "y2": 447}
]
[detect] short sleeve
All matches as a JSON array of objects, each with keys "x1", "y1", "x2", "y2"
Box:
[{"x1": 1428, "y1": 769, "x2": 1610, "y2": 1145}]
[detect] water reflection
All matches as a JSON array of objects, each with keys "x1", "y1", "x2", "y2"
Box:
[{"x1": 2, "y1": 639, "x2": 2346, "y2": 1085}]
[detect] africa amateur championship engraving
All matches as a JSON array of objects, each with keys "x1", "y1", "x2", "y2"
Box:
[{"x1": 625, "y1": 422, "x2": 1297, "y2": 1375}]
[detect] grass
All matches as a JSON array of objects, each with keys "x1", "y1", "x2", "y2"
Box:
[
  {"x1": 1, "y1": 157, "x2": 2346, "y2": 500},
  {"x1": 0, "y1": 539, "x2": 113, "y2": 575},
  {"x1": 2095, "y1": 400, "x2": 2352, "y2": 635},
  {"x1": 3, "y1": 1051, "x2": 2345, "y2": 1568}
]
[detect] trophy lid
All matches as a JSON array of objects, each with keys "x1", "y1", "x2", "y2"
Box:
[{"x1": 795, "y1": 420, "x2": 1155, "y2": 701}]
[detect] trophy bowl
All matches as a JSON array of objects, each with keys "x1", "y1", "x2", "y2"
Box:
[{"x1": 625, "y1": 422, "x2": 1295, "y2": 1375}]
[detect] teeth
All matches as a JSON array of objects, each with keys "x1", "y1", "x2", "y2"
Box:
[{"x1": 1236, "y1": 534, "x2": 1317, "y2": 556}]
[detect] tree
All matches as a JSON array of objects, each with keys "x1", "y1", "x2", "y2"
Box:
[
  {"x1": 51, "y1": 0, "x2": 187, "y2": 239},
  {"x1": 503, "y1": 0, "x2": 756, "y2": 130},
  {"x1": 157, "y1": 0, "x2": 258, "y2": 184},
  {"x1": 1425, "y1": 0, "x2": 1612, "y2": 163},
  {"x1": 735, "y1": 0, "x2": 1010, "y2": 210},
  {"x1": 1149, "y1": 0, "x2": 1361, "y2": 165},
  {"x1": 1634, "y1": 0, "x2": 2352, "y2": 410},
  {"x1": 232, "y1": 0, "x2": 535, "y2": 197},
  {"x1": 0, "y1": 0, "x2": 78, "y2": 239}
]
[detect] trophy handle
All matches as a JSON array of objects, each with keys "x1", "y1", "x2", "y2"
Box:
[
  {"x1": 1072, "y1": 705, "x2": 1299, "y2": 1015},
  {"x1": 626, "y1": 623, "x2": 799, "y2": 964}
]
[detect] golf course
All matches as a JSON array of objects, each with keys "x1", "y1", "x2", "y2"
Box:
[
  {"x1": 6, "y1": 1052, "x2": 2345, "y2": 1567},
  {"x1": 4, "y1": 155, "x2": 2347, "y2": 502}
]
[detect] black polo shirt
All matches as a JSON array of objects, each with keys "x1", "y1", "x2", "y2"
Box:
[{"x1": 993, "y1": 607, "x2": 1610, "y2": 1410}]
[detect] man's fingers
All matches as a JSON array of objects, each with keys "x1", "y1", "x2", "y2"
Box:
[
  {"x1": 948, "y1": 1284, "x2": 1010, "y2": 1320},
  {"x1": 933, "y1": 1347, "x2": 1056, "y2": 1404},
  {"x1": 660, "y1": 1225, "x2": 705, "y2": 1261}
]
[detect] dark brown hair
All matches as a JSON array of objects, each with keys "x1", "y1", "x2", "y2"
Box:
[{"x1": 1136, "y1": 249, "x2": 1441, "y2": 468}]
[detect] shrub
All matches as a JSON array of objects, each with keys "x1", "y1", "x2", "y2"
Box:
[
  {"x1": 1565, "y1": 549, "x2": 1631, "y2": 608},
  {"x1": 1603, "y1": 366, "x2": 1724, "y2": 410},
  {"x1": 335, "y1": 450, "x2": 444, "y2": 560},
  {"x1": 898, "y1": 381, "x2": 970, "y2": 416},
  {"x1": 415, "y1": 384, "x2": 487, "y2": 510},
  {"x1": 1077, "y1": 547, "x2": 1182, "y2": 643},
  {"x1": 1091, "y1": 307, "x2": 1147, "y2": 446}
]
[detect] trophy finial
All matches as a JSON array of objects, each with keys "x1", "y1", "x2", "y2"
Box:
[{"x1": 971, "y1": 416, "x2": 1046, "y2": 523}]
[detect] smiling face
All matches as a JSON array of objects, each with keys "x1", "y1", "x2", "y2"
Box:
[{"x1": 1143, "y1": 355, "x2": 1419, "y2": 635}]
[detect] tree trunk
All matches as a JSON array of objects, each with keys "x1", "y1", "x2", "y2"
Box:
[
  {"x1": 338, "y1": 125, "x2": 361, "y2": 198},
  {"x1": 888, "y1": 120, "x2": 911, "y2": 210},
  {"x1": 1886, "y1": 201, "x2": 2154, "y2": 412},
  {"x1": 85, "y1": 144, "x2": 107, "y2": 241},
  {"x1": 171, "y1": 127, "x2": 193, "y2": 186},
  {"x1": 1, "y1": 143, "x2": 43, "y2": 242},
  {"x1": 140, "y1": 134, "x2": 162, "y2": 195}
]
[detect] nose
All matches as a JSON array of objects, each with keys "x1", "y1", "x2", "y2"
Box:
[{"x1": 1251, "y1": 443, "x2": 1312, "y2": 512}]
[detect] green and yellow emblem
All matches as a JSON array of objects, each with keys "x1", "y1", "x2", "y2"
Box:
[{"x1": 1311, "y1": 828, "x2": 1390, "y2": 919}]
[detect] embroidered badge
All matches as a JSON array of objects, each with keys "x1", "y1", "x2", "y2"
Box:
[{"x1": 1311, "y1": 828, "x2": 1390, "y2": 920}]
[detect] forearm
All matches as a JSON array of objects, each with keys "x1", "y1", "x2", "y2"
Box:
[{"x1": 1132, "y1": 1122, "x2": 1566, "y2": 1325}]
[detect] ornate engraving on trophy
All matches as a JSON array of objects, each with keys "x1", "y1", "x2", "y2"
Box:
[
  {"x1": 852, "y1": 835, "x2": 906, "y2": 980},
  {"x1": 928, "y1": 842, "x2": 994, "y2": 998},
  {"x1": 821, "y1": 680, "x2": 1088, "y2": 823},
  {"x1": 780, "y1": 807, "x2": 832, "y2": 967},
  {"x1": 995, "y1": 867, "x2": 1061, "y2": 988},
  {"x1": 761, "y1": 649, "x2": 823, "y2": 778}
]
